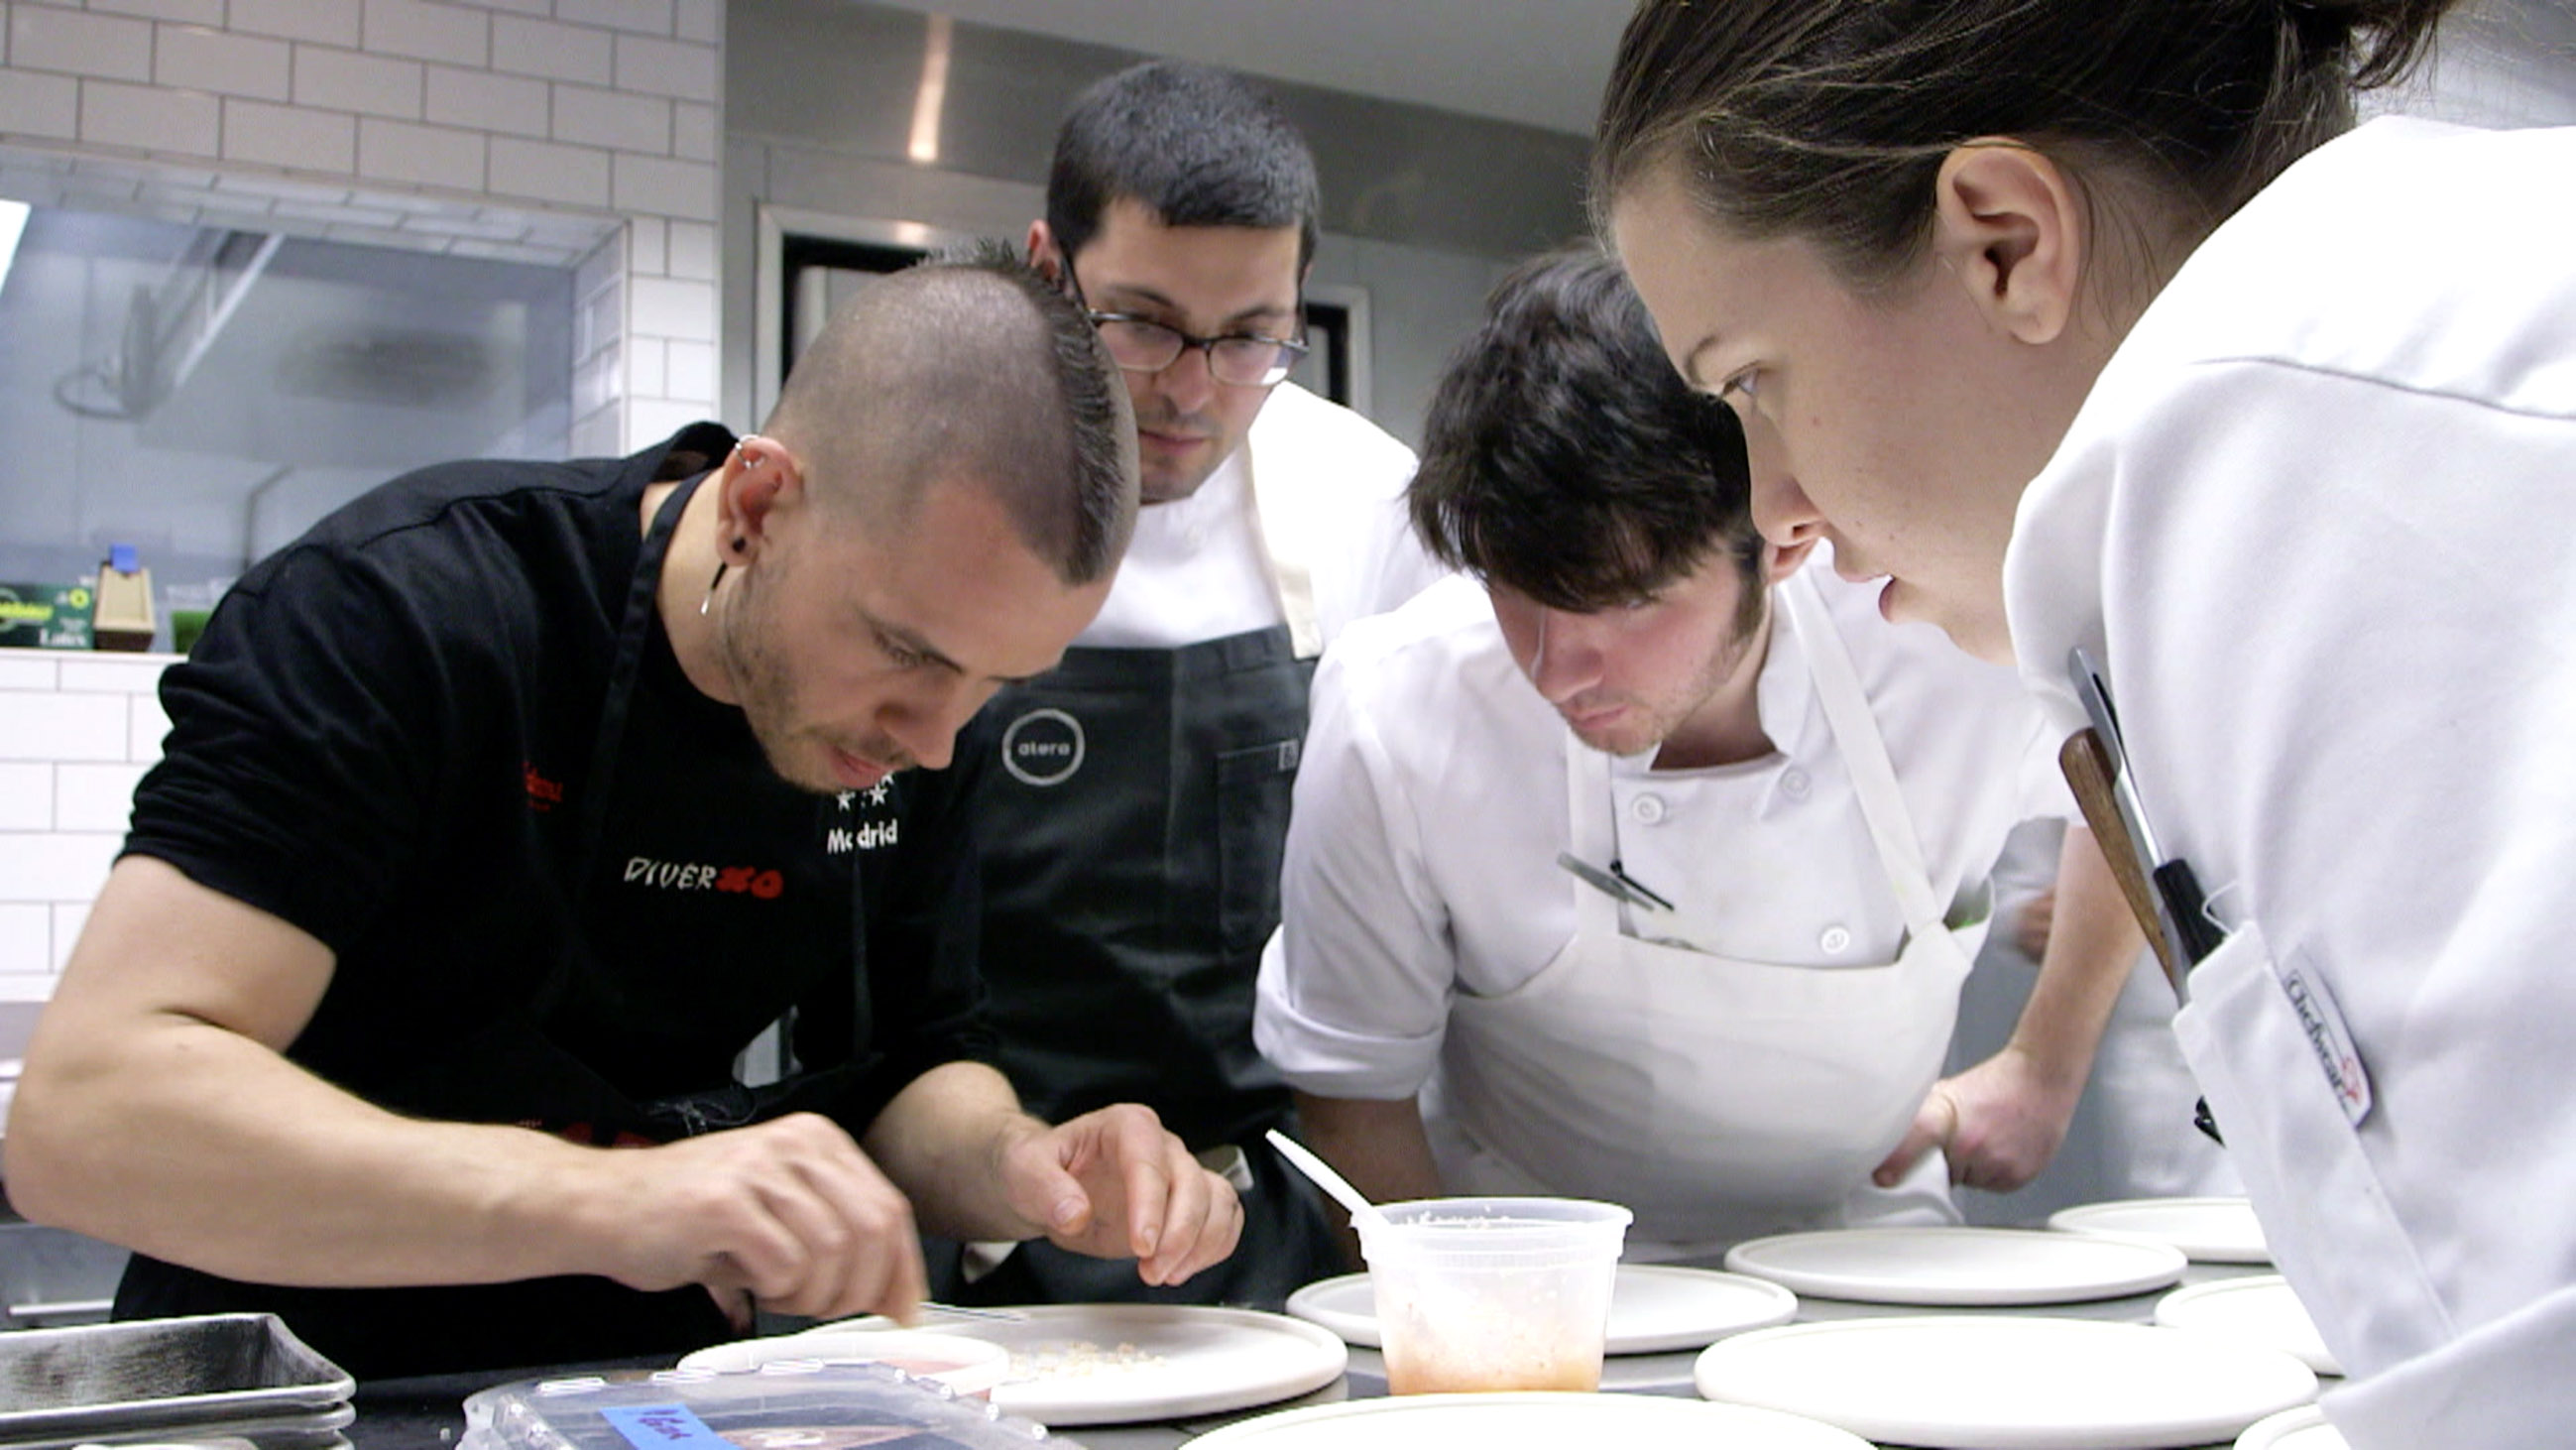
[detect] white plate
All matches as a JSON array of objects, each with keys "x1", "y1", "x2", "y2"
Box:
[
  {"x1": 1723, "y1": 1226, "x2": 2186, "y2": 1305},
  {"x1": 1285, "y1": 1264, "x2": 1798, "y2": 1354},
  {"x1": 2049, "y1": 1196, "x2": 2272, "y2": 1264},
  {"x1": 1190, "y1": 1390, "x2": 1873, "y2": 1449},
  {"x1": 2235, "y1": 1404, "x2": 2349, "y2": 1450},
  {"x1": 1695, "y1": 1316, "x2": 2319, "y2": 1449},
  {"x1": 689, "y1": 1304, "x2": 1345, "y2": 1427},
  {"x1": 2157, "y1": 1274, "x2": 2343, "y2": 1376}
]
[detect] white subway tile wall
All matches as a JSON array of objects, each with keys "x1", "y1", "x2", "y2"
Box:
[
  {"x1": 0, "y1": 767, "x2": 51, "y2": 832},
  {"x1": 1, "y1": 905, "x2": 51, "y2": 1004},
  {"x1": 0, "y1": 70, "x2": 81, "y2": 138},
  {"x1": 0, "y1": 655, "x2": 175, "y2": 999},
  {"x1": 93, "y1": 0, "x2": 227, "y2": 25},
  {"x1": 425, "y1": 64, "x2": 551, "y2": 138},
  {"x1": 9, "y1": 6, "x2": 156, "y2": 83},
  {"x1": 364, "y1": 0, "x2": 494, "y2": 68},
  {"x1": 156, "y1": 26, "x2": 296, "y2": 101},
  {"x1": 0, "y1": 0, "x2": 727, "y2": 1003},
  {"x1": 80, "y1": 77, "x2": 222, "y2": 156},
  {"x1": 229, "y1": 0, "x2": 363, "y2": 49},
  {"x1": 491, "y1": 14, "x2": 611, "y2": 86},
  {"x1": 293, "y1": 45, "x2": 429, "y2": 120}
]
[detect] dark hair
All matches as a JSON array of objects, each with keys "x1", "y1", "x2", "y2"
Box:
[
  {"x1": 765, "y1": 237, "x2": 1136, "y2": 585},
  {"x1": 1410, "y1": 245, "x2": 1762, "y2": 626},
  {"x1": 1049, "y1": 60, "x2": 1322, "y2": 271},
  {"x1": 1593, "y1": 0, "x2": 2462, "y2": 289}
]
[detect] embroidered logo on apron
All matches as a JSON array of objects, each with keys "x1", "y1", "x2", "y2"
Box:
[{"x1": 1000, "y1": 706, "x2": 1086, "y2": 787}]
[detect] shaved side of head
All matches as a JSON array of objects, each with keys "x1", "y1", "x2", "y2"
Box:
[{"x1": 762, "y1": 241, "x2": 1138, "y2": 584}]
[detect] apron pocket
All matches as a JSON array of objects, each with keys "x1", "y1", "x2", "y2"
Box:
[
  {"x1": 2173, "y1": 921, "x2": 2450, "y2": 1379},
  {"x1": 1215, "y1": 736, "x2": 1302, "y2": 957}
]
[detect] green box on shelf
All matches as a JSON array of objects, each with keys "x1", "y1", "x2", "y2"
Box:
[{"x1": 0, "y1": 582, "x2": 95, "y2": 650}]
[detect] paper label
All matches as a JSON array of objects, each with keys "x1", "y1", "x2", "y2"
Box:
[{"x1": 601, "y1": 1404, "x2": 733, "y2": 1450}]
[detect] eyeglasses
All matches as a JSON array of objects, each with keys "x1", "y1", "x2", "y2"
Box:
[{"x1": 1063, "y1": 259, "x2": 1309, "y2": 388}]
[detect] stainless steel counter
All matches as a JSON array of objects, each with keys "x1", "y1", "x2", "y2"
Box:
[{"x1": 342, "y1": 1263, "x2": 2284, "y2": 1450}]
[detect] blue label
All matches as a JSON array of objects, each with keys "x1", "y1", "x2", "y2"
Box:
[{"x1": 600, "y1": 1404, "x2": 733, "y2": 1450}]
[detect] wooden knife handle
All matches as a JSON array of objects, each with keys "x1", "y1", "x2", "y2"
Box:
[{"x1": 2059, "y1": 727, "x2": 2185, "y2": 992}]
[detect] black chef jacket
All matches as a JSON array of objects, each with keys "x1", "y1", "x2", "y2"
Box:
[{"x1": 113, "y1": 425, "x2": 991, "y2": 1379}]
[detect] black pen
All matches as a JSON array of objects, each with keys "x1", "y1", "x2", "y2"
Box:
[
  {"x1": 2067, "y1": 648, "x2": 2227, "y2": 1146},
  {"x1": 1555, "y1": 852, "x2": 1676, "y2": 913}
]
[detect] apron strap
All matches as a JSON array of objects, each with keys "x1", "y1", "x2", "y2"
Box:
[
  {"x1": 1779, "y1": 569, "x2": 1948, "y2": 936},
  {"x1": 543, "y1": 472, "x2": 699, "y2": 1022},
  {"x1": 1244, "y1": 438, "x2": 1324, "y2": 660}
]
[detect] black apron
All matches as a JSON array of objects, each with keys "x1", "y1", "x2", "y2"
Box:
[
  {"x1": 116, "y1": 472, "x2": 881, "y2": 1380},
  {"x1": 936, "y1": 627, "x2": 1344, "y2": 1309}
]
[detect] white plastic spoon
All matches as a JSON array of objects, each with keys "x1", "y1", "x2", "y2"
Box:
[{"x1": 1265, "y1": 1127, "x2": 1390, "y2": 1232}]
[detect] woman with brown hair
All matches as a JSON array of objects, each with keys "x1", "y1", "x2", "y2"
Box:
[{"x1": 1596, "y1": 3, "x2": 2573, "y2": 1443}]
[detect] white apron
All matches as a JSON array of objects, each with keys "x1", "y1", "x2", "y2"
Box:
[{"x1": 1431, "y1": 571, "x2": 1983, "y2": 1257}]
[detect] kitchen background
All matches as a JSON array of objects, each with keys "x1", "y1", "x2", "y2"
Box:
[{"x1": 0, "y1": 0, "x2": 2570, "y2": 1325}]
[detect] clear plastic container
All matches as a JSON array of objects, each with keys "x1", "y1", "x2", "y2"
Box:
[
  {"x1": 1356, "y1": 1196, "x2": 1631, "y2": 1394},
  {"x1": 459, "y1": 1361, "x2": 1059, "y2": 1450},
  {"x1": 679, "y1": 1327, "x2": 1012, "y2": 1399}
]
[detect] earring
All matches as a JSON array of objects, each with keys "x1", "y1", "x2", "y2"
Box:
[{"x1": 700, "y1": 560, "x2": 728, "y2": 617}]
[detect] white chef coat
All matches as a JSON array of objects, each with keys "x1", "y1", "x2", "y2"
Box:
[
  {"x1": 1257, "y1": 558, "x2": 2068, "y2": 1240},
  {"x1": 1078, "y1": 381, "x2": 1440, "y2": 652},
  {"x1": 2006, "y1": 117, "x2": 2576, "y2": 1448}
]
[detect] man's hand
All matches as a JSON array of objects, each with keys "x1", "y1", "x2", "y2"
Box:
[
  {"x1": 570, "y1": 1112, "x2": 929, "y2": 1327},
  {"x1": 1871, "y1": 1044, "x2": 2078, "y2": 1193},
  {"x1": 993, "y1": 1104, "x2": 1242, "y2": 1287},
  {"x1": 2014, "y1": 888, "x2": 2057, "y2": 961}
]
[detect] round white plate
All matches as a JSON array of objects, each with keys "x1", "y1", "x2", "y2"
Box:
[
  {"x1": 1190, "y1": 1390, "x2": 1872, "y2": 1449},
  {"x1": 1695, "y1": 1316, "x2": 2319, "y2": 1450},
  {"x1": 2157, "y1": 1274, "x2": 2343, "y2": 1376},
  {"x1": 1286, "y1": 1264, "x2": 1797, "y2": 1354},
  {"x1": 2049, "y1": 1196, "x2": 2271, "y2": 1264},
  {"x1": 2236, "y1": 1404, "x2": 2349, "y2": 1450},
  {"x1": 1723, "y1": 1226, "x2": 2187, "y2": 1305},
  {"x1": 683, "y1": 1304, "x2": 1346, "y2": 1427}
]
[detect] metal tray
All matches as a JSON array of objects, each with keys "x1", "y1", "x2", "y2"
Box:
[
  {"x1": 0, "y1": 1313, "x2": 353, "y2": 1446},
  {"x1": 1, "y1": 1403, "x2": 353, "y2": 1450}
]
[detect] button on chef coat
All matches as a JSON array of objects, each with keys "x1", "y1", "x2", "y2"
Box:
[{"x1": 1256, "y1": 560, "x2": 2068, "y2": 1104}]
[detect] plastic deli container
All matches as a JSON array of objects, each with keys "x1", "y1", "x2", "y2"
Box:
[
  {"x1": 1355, "y1": 1196, "x2": 1632, "y2": 1395},
  {"x1": 461, "y1": 1362, "x2": 1057, "y2": 1450}
]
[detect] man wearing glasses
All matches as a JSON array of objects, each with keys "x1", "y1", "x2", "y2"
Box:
[{"x1": 937, "y1": 60, "x2": 1441, "y2": 1308}]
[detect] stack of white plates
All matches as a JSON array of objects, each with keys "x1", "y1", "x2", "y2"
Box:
[
  {"x1": 1189, "y1": 1391, "x2": 1871, "y2": 1448},
  {"x1": 1722, "y1": 1225, "x2": 2187, "y2": 1305},
  {"x1": 2156, "y1": 1274, "x2": 2342, "y2": 1376},
  {"x1": 1694, "y1": 1315, "x2": 2319, "y2": 1449},
  {"x1": 2049, "y1": 1196, "x2": 2271, "y2": 1265},
  {"x1": 2235, "y1": 1404, "x2": 2351, "y2": 1449}
]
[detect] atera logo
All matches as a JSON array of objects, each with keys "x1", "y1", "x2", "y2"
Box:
[{"x1": 1000, "y1": 707, "x2": 1085, "y2": 787}]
